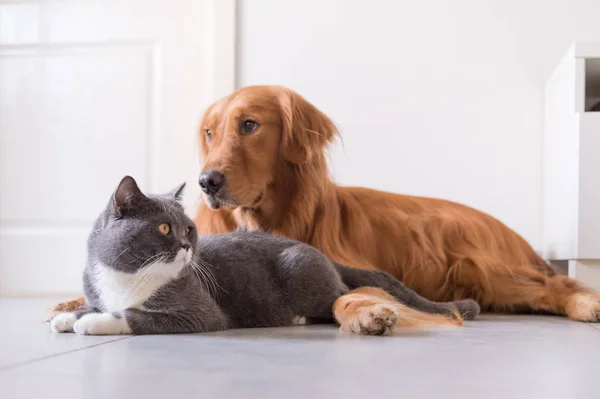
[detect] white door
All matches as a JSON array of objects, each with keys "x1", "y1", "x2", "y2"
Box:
[{"x1": 0, "y1": 0, "x2": 235, "y2": 295}]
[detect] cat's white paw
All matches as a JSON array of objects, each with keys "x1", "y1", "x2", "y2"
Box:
[
  {"x1": 50, "y1": 312, "x2": 78, "y2": 333},
  {"x1": 73, "y1": 313, "x2": 131, "y2": 335}
]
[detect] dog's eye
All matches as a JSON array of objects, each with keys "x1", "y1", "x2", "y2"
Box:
[
  {"x1": 205, "y1": 129, "x2": 212, "y2": 141},
  {"x1": 241, "y1": 120, "x2": 259, "y2": 135}
]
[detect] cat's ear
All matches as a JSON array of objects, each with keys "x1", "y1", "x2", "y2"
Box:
[
  {"x1": 166, "y1": 182, "x2": 186, "y2": 202},
  {"x1": 112, "y1": 176, "x2": 146, "y2": 217}
]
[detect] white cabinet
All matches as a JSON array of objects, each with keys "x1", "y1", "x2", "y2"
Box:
[{"x1": 543, "y1": 42, "x2": 600, "y2": 290}]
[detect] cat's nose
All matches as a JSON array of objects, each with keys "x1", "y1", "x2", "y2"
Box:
[
  {"x1": 180, "y1": 242, "x2": 191, "y2": 250},
  {"x1": 198, "y1": 170, "x2": 225, "y2": 195}
]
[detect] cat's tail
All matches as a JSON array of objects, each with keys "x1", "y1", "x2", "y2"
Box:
[{"x1": 334, "y1": 264, "x2": 480, "y2": 327}]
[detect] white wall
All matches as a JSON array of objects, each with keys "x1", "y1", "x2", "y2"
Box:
[{"x1": 237, "y1": 0, "x2": 600, "y2": 250}]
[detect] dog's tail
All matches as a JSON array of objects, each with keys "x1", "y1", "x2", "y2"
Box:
[{"x1": 334, "y1": 264, "x2": 480, "y2": 328}]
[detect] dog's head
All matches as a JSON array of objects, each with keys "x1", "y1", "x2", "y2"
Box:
[{"x1": 198, "y1": 86, "x2": 338, "y2": 210}]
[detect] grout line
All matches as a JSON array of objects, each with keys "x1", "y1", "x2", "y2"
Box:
[
  {"x1": 583, "y1": 322, "x2": 600, "y2": 333},
  {"x1": 0, "y1": 336, "x2": 133, "y2": 373}
]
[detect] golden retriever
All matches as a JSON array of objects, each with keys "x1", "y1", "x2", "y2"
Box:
[
  {"x1": 194, "y1": 85, "x2": 600, "y2": 330},
  {"x1": 51, "y1": 85, "x2": 600, "y2": 332}
]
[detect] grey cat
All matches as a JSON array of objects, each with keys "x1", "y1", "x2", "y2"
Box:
[{"x1": 50, "y1": 176, "x2": 479, "y2": 336}]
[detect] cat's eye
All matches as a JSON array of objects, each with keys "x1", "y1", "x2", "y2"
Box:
[
  {"x1": 184, "y1": 226, "x2": 193, "y2": 237},
  {"x1": 205, "y1": 128, "x2": 212, "y2": 141},
  {"x1": 158, "y1": 223, "x2": 171, "y2": 235},
  {"x1": 241, "y1": 120, "x2": 259, "y2": 135}
]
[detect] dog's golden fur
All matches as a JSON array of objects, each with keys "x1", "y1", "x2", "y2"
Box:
[{"x1": 196, "y1": 85, "x2": 600, "y2": 325}]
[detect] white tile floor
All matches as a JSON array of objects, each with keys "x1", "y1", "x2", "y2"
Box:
[{"x1": 1, "y1": 298, "x2": 599, "y2": 399}]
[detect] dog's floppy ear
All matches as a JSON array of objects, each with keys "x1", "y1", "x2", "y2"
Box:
[{"x1": 277, "y1": 87, "x2": 338, "y2": 164}]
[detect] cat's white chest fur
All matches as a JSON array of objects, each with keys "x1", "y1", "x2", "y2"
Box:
[{"x1": 92, "y1": 249, "x2": 190, "y2": 313}]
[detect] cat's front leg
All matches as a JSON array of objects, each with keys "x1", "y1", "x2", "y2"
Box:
[
  {"x1": 72, "y1": 312, "x2": 131, "y2": 335},
  {"x1": 122, "y1": 307, "x2": 228, "y2": 334},
  {"x1": 50, "y1": 307, "x2": 100, "y2": 333},
  {"x1": 72, "y1": 308, "x2": 226, "y2": 335}
]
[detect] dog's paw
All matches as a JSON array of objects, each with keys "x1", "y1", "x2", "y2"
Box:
[
  {"x1": 73, "y1": 313, "x2": 131, "y2": 335},
  {"x1": 45, "y1": 298, "x2": 86, "y2": 322},
  {"x1": 50, "y1": 312, "x2": 78, "y2": 333},
  {"x1": 565, "y1": 293, "x2": 600, "y2": 322},
  {"x1": 343, "y1": 303, "x2": 399, "y2": 336}
]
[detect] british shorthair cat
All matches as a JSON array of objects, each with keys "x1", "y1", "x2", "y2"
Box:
[{"x1": 50, "y1": 176, "x2": 479, "y2": 336}]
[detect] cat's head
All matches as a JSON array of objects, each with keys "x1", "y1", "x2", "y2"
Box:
[{"x1": 89, "y1": 176, "x2": 198, "y2": 275}]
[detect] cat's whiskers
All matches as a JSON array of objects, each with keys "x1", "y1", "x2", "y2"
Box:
[
  {"x1": 136, "y1": 252, "x2": 168, "y2": 279},
  {"x1": 122, "y1": 250, "x2": 160, "y2": 267},
  {"x1": 129, "y1": 254, "x2": 165, "y2": 287},
  {"x1": 189, "y1": 260, "x2": 214, "y2": 297},
  {"x1": 129, "y1": 258, "x2": 164, "y2": 300},
  {"x1": 188, "y1": 262, "x2": 206, "y2": 294},
  {"x1": 189, "y1": 260, "x2": 213, "y2": 297},
  {"x1": 127, "y1": 252, "x2": 168, "y2": 300},
  {"x1": 196, "y1": 258, "x2": 225, "y2": 295},
  {"x1": 189, "y1": 257, "x2": 227, "y2": 298},
  {"x1": 111, "y1": 247, "x2": 130, "y2": 263},
  {"x1": 196, "y1": 249, "x2": 221, "y2": 269},
  {"x1": 139, "y1": 252, "x2": 169, "y2": 268}
]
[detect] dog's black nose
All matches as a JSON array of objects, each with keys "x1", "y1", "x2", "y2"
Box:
[{"x1": 198, "y1": 170, "x2": 225, "y2": 194}]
